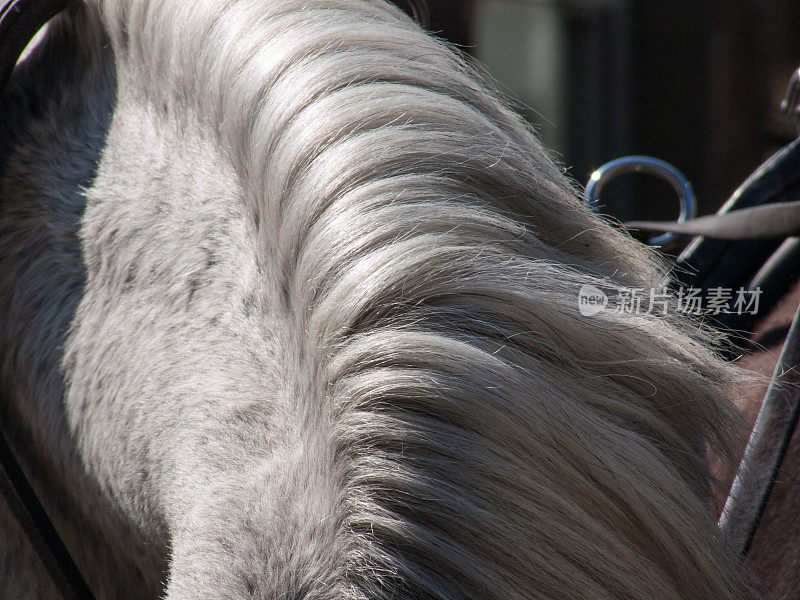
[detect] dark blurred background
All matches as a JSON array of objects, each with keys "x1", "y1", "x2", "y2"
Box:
[{"x1": 392, "y1": 0, "x2": 800, "y2": 222}]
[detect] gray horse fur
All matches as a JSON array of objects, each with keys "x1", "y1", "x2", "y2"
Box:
[{"x1": 0, "y1": 1, "x2": 762, "y2": 598}]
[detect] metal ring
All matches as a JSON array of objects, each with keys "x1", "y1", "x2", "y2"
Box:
[{"x1": 583, "y1": 155, "x2": 697, "y2": 246}]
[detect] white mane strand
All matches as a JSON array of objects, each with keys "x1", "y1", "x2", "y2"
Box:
[{"x1": 87, "y1": 1, "x2": 759, "y2": 597}]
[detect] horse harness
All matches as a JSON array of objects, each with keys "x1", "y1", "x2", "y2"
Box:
[{"x1": 2, "y1": 1, "x2": 800, "y2": 598}]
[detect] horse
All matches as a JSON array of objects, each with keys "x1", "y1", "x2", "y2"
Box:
[{"x1": 0, "y1": 1, "x2": 766, "y2": 598}]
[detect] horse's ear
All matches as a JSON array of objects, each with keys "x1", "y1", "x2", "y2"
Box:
[{"x1": 0, "y1": 0, "x2": 71, "y2": 93}]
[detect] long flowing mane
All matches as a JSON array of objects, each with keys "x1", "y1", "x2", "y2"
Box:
[{"x1": 0, "y1": 1, "x2": 761, "y2": 598}]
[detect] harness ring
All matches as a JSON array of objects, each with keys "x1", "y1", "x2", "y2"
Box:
[{"x1": 583, "y1": 155, "x2": 697, "y2": 247}]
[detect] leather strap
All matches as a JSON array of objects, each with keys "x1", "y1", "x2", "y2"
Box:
[
  {"x1": 0, "y1": 428, "x2": 95, "y2": 600},
  {"x1": 625, "y1": 200, "x2": 800, "y2": 240},
  {"x1": 718, "y1": 300, "x2": 800, "y2": 554}
]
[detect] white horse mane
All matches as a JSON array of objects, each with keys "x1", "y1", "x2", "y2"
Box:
[{"x1": 0, "y1": 1, "x2": 761, "y2": 598}]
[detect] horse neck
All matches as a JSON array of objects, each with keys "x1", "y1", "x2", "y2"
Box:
[{"x1": 1, "y1": 1, "x2": 766, "y2": 599}]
